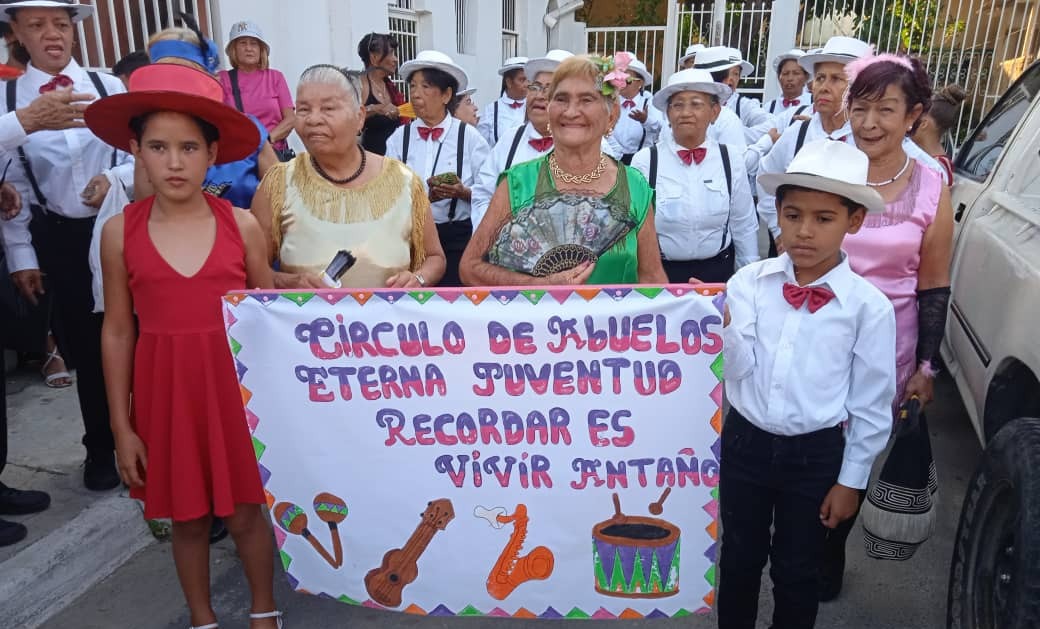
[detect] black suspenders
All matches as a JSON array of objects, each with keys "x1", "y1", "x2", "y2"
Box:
[
  {"x1": 402, "y1": 121, "x2": 468, "y2": 220},
  {"x1": 648, "y1": 143, "x2": 733, "y2": 255},
  {"x1": 504, "y1": 124, "x2": 526, "y2": 170}
]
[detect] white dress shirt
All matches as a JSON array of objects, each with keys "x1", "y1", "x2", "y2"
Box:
[
  {"x1": 469, "y1": 122, "x2": 615, "y2": 233},
  {"x1": 630, "y1": 136, "x2": 759, "y2": 267},
  {"x1": 0, "y1": 60, "x2": 133, "y2": 272},
  {"x1": 477, "y1": 95, "x2": 527, "y2": 147},
  {"x1": 385, "y1": 113, "x2": 490, "y2": 224},
  {"x1": 607, "y1": 91, "x2": 663, "y2": 155},
  {"x1": 724, "y1": 253, "x2": 897, "y2": 489},
  {"x1": 726, "y1": 93, "x2": 775, "y2": 144},
  {"x1": 755, "y1": 114, "x2": 944, "y2": 239}
]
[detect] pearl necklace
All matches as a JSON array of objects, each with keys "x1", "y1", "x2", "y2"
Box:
[
  {"x1": 548, "y1": 152, "x2": 608, "y2": 184},
  {"x1": 866, "y1": 153, "x2": 910, "y2": 187}
]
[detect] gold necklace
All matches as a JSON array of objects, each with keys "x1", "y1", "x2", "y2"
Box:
[{"x1": 549, "y1": 152, "x2": 608, "y2": 184}]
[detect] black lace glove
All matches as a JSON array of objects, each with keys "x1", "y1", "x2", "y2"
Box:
[{"x1": 916, "y1": 286, "x2": 951, "y2": 375}]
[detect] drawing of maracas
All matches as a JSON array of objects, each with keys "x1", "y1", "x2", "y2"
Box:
[
  {"x1": 273, "y1": 501, "x2": 337, "y2": 568},
  {"x1": 313, "y1": 493, "x2": 348, "y2": 568}
]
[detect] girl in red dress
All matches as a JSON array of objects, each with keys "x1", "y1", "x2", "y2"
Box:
[{"x1": 89, "y1": 64, "x2": 281, "y2": 629}]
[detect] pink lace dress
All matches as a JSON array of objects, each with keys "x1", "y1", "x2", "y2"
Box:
[{"x1": 843, "y1": 162, "x2": 943, "y2": 408}]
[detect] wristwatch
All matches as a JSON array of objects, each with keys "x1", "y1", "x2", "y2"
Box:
[{"x1": 414, "y1": 272, "x2": 427, "y2": 287}]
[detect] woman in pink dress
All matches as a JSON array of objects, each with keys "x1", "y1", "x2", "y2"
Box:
[{"x1": 818, "y1": 53, "x2": 954, "y2": 601}]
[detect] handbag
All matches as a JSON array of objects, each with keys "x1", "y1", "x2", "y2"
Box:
[{"x1": 861, "y1": 397, "x2": 939, "y2": 560}]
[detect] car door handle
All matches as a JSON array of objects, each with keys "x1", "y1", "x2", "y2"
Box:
[{"x1": 955, "y1": 202, "x2": 966, "y2": 222}]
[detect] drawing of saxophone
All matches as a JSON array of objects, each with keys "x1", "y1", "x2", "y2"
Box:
[{"x1": 484, "y1": 504, "x2": 555, "y2": 600}]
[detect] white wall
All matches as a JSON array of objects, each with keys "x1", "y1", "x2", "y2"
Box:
[{"x1": 214, "y1": 0, "x2": 556, "y2": 119}]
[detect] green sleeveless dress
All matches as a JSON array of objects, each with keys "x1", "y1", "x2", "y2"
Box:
[{"x1": 492, "y1": 154, "x2": 651, "y2": 284}]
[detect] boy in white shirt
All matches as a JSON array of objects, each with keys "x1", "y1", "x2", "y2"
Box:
[{"x1": 717, "y1": 140, "x2": 896, "y2": 629}]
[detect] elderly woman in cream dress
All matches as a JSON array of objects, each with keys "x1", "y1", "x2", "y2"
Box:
[{"x1": 252, "y1": 64, "x2": 445, "y2": 288}]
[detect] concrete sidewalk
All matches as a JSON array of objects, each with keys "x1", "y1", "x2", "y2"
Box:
[{"x1": 0, "y1": 360, "x2": 153, "y2": 628}]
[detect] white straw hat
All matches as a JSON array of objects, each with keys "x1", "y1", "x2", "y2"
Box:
[
  {"x1": 772, "y1": 48, "x2": 806, "y2": 73},
  {"x1": 757, "y1": 139, "x2": 884, "y2": 214},
  {"x1": 678, "y1": 43, "x2": 705, "y2": 67},
  {"x1": 498, "y1": 56, "x2": 528, "y2": 75},
  {"x1": 694, "y1": 46, "x2": 751, "y2": 76},
  {"x1": 652, "y1": 68, "x2": 732, "y2": 112},
  {"x1": 799, "y1": 36, "x2": 872, "y2": 74},
  {"x1": 0, "y1": 0, "x2": 92, "y2": 23},
  {"x1": 400, "y1": 50, "x2": 469, "y2": 92},
  {"x1": 524, "y1": 49, "x2": 573, "y2": 78}
]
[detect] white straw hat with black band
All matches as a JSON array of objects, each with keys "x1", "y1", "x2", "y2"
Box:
[
  {"x1": 757, "y1": 139, "x2": 885, "y2": 215},
  {"x1": 0, "y1": 0, "x2": 93, "y2": 23},
  {"x1": 652, "y1": 68, "x2": 732, "y2": 112},
  {"x1": 693, "y1": 46, "x2": 745, "y2": 75},
  {"x1": 772, "y1": 48, "x2": 806, "y2": 73},
  {"x1": 399, "y1": 50, "x2": 469, "y2": 92},
  {"x1": 798, "y1": 36, "x2": 872, "y2": 74},
  {"x1": 524, "y1": 49, "x2": 573, "y2": 78},
  {"x1": 678, "y1": 43, "x2": 705, "y2": 67},
  {"x1": 727, "y1": 47, "x2": 755, "y2": 76},
  {"x1": 498, "y1": 56, "x2": 528, "y2": 75}
]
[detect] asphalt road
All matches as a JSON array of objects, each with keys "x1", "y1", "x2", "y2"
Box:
[{"x1": 38, "y1": 373, "x2": 981, "y2": 629}]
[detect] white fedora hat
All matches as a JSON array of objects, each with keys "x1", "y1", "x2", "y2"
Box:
[
  {"x1": 726, "y1": 47, "x2": 755, "y2": 76},
  {"x1": 400, "y1": 50, "x2": 469, "y2": 92},
  {"x1": 678, "y1": 43, "x2": 706, "y2": 67},
  {"x1": 227, "y1": 20, "x2": 269, "y2": 49},
  {"x1": 799, "y1": 36, "x2": 872, "y2": 74},
  {"x1": 652, "y1": 68, "x2": 732, "y2": 112},
  {"x1": 498, "y1": 56, "x2": 528, "y2": 75},
  {"x1": 693, "y1": 46, "x2": 744, "y2": 75},
  {"x1": 758, "y1": 139, "x2": 884, "y2": 214},
  {"x1": 0, "y1": 0, "x2": 92, "y2": 23},
  {"x1": 772, "y1": 48, "x2": 806, "y2": 73},
  {"x1": 457, "y1": 87, "x2": 476, "y2": 98},
  {"x1": 524, "y1": 49, "x2": 573, "y2": 78},
  {"x1": 616, "y1": 52, "x2": 652, "y2": 86}
]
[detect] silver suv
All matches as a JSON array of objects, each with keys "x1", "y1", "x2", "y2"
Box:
[{"x1": 942, "y1": 61, "x2": 1040, "y2": 629}]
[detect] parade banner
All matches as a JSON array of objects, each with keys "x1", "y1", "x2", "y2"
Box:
[{"x1": 223, "y1": 285, "x2": 726, "y2": 620}]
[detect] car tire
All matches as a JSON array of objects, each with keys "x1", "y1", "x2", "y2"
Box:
[{"x1": 947, "y1": 417, "x2": 1040, "y2": 629}]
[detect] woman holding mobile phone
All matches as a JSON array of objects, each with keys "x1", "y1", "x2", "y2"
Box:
[{"x1": 385, "y1": 50, "x2": 490, "y2": 287}]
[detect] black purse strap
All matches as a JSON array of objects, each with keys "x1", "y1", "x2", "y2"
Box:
[
  {"x1": 229, "y1": 69, "x2": 245, "y2": 112},
  {"x1": 6, "y1": 79, "x2": 47, "y2": 208}
]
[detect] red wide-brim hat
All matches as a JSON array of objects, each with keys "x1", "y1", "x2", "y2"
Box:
[{"x1": 85, "y1": 64, "x2": 260, "y2": 164}]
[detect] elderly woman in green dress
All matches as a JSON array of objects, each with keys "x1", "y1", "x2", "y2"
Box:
[{"x1": 460, "y1": 54, "x2": 668, "y2": 286}]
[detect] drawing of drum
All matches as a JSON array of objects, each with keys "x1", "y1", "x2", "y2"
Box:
[{"x1": 592, "y1": 493, "x2": 681, "y2": 598}]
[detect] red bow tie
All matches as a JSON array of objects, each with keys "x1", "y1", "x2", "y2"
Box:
[
  {"x1": 417, "y1": 126, "x2": 444, "y2": 141},
  {"x1": 783, "y1": 98, "x2": 800, "y2": 107},
  {"x1": 623, "y1": 99, "x2": 636, "y2": 109},
  {"x1": 783, "y1": 282, "x2": 836, "y2": 314},
  {"x1": 528, "y1": 137, "x2": 553, "y2": 152},
  {"x1": 678, "y1": 147, "x2": 707, "y2": 165},
  {"x1": 508, "y1": 100, "x2": 524, "y2": 109},
  {"x1": 39, "y1": 74, "x2": 74, "y2": 94}
]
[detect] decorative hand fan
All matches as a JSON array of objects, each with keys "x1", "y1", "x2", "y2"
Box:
[{"x1": 488, "y1": 193, "x2": 636, "y2": 277}]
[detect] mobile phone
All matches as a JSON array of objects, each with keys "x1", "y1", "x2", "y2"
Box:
[{"x1": 321, "y1": 250, "x2": 357, "y2": 288}]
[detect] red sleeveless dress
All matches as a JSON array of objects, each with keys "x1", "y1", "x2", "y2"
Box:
[{"x1": 124, "y1": 194, "x2": 264, "y2": 521}]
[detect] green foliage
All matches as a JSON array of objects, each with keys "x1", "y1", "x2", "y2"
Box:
[{"x1": 803, "y1": 0, "x2": 965, "y2": 52}]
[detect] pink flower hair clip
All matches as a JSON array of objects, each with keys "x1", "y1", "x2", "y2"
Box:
[{"x1": 600, "y1": 51, "x2": 634, "y2": 97}]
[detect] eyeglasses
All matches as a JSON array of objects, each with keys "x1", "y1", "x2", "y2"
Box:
[
  {"x1": 626, "y1": 77, "x2": 643, "y2": 84},
  {"x1": 527, "y1": 82, "x2": 549, "y2": 94}
]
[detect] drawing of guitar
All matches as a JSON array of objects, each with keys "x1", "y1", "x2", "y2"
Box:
[
  {"x1": 479, "y1": 503, "x2": 555, "y2": 599},
  {"x1": 365, "y1": 498, "x2": 455, "y2": 607}
]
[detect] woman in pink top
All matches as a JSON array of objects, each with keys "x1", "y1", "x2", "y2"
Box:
[
  {"x1": 218, "y1": 21, "x2": 295, "y2": 157},
  {"x1": 820, "y1": 52, "x2": 954, "y2": 602}
]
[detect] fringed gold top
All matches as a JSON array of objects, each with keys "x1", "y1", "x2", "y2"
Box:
[{"x1": 258, "y1": 154, "x2": 428, "y2": 287}]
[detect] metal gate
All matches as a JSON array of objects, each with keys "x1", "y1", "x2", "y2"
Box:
[
  {"x1": 587, "y1": 26, "x2": 669, "y2": 90},
  {"x1": 797, "y1": 0, "x2": 1040, "y2": 140},
  {"x1": 73, "y1": 0, "x2": 219, "y2": 71},
  {"x1": 661, "y1": 0, "x2": 1040, "y2": 140}
]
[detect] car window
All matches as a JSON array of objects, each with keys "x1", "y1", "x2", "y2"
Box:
[{"x1": 956, "y1": 62, "x2": 1040, "y2": 181}]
